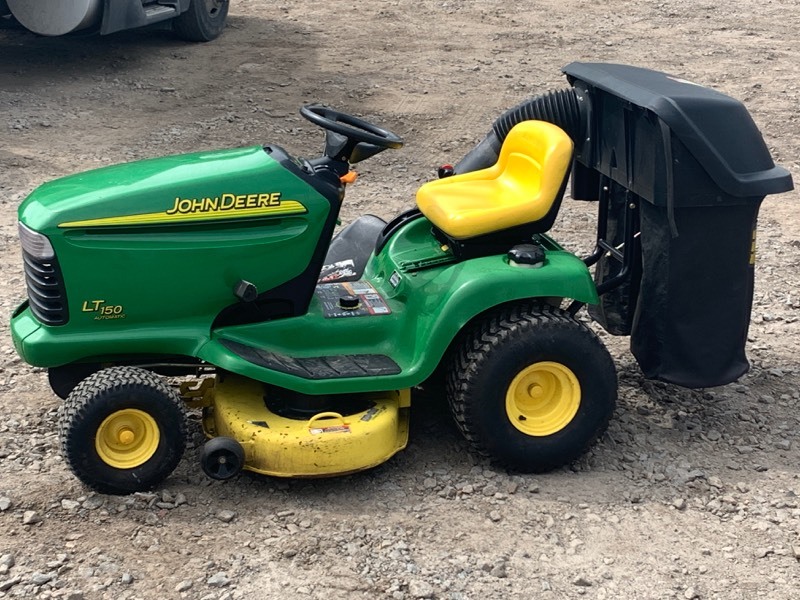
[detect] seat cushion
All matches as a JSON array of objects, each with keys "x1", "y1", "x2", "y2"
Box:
[{"x1": 416, "y1": 121, "x2": 573, "y2": 239}]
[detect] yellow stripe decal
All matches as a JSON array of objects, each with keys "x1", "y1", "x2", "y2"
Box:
[{"x1": 59, "y1": 200, "x2": 307, "y2": 228}]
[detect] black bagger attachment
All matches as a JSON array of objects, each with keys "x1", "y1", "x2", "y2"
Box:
[
  {"x1": 566, "y1": 62, "x2": 793, "y2": 388},
  {"x1": 457, "y1": 63, "x2": 794, "y2": 388}
]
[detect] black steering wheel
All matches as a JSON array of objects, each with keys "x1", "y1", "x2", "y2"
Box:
[{"x1": 300, "y1": 105, "x2": 403, "y2": 163}]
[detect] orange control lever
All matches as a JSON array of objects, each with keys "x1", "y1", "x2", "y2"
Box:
[{"x1": 340, "y1": 171, "x2": 358, "y2": 184}]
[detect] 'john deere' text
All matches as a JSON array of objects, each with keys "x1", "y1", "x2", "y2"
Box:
[{"x1": 166, "y1": 192, "x2": 282, "y2": 215}]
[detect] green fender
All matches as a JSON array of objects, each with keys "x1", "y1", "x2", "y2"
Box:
[{"x1": 394, "y1": 249, "x2": 598, "y2": 384}]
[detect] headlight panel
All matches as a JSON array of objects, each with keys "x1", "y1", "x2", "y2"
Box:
[{"x1": 18, "y1": 222, "x2": 55, "y2": 261}]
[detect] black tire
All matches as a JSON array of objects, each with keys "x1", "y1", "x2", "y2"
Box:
[
  {"x1": 172, "y1": 0, "x2": 228, "y2": 42},
  {"x1": 447, "y1": 303, "x2": 617, "y2": 473},
  {"x1": 59, "y1": 367, "x2": 187, "y2": 495}
]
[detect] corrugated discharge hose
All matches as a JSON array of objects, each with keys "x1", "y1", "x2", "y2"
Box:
[{"x1": 454, "y1": 88, "x2": 584, "y2": 174}]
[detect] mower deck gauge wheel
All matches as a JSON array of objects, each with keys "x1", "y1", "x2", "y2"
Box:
[{"x1": 201, "y1": 436, "x2": 245, "y2": 480}]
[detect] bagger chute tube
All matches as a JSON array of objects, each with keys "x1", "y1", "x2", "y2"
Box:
[{"x1": 10, "y1": 64, "x2": 793, "y2": 494}]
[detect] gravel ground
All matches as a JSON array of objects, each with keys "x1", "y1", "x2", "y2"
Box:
[{"x1": 1, "y1": 1, "x2": 800, "y2": 599}]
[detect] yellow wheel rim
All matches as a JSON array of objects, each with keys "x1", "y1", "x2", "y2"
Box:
[
  {"x1": 505, "y1": 361, "x2": 581, "y2": 436},
  {"x1": 95, "y1": 409, "x2": 160, "y2": 469}
]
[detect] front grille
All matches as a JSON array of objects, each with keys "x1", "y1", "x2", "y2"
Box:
[{"x1": 22, "y1": 250, "x2": 69, "y2": 325}]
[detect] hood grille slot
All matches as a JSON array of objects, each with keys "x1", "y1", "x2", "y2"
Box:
[{"x1": 22, "y1": 251, "x2": 69, "y2": 325}]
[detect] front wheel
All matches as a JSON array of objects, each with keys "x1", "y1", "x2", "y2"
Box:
[
  {"x1": 172, "y1": 0, "x2": 228, "y2": 42},
  {"x1": 447, "y1": 303, "x2": 617, "y2": 472},
  {"x1": 59, "y1": 367, "x2": 187, "y2": 495}
]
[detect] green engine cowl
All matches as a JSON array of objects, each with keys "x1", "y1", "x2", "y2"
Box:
[{"x1": 15, "y1": 145, "x2": 340, "y2": 364}]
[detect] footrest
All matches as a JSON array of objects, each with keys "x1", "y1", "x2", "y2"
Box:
[{"x1": 220, "y1": 339, "x2": 401, "y2": 379}]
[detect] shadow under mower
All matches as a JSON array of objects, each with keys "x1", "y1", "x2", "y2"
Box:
[{"x1": 11, "y1": 63, "x2": 793, "y2": 494}]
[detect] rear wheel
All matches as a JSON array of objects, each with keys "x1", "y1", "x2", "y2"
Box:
[
  {"x1": 447, "y1": 303, "x2": 616, "y2": 472},
  {"x1": 60, "y1": 366, "x2": 187, "y2": 495},
  {"x1": 172, "y1": 0, "x2": 228, "y2": 42}
]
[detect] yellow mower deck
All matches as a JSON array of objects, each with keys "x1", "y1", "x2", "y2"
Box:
[{"x1": 202, "y1": 375, "x2": 410, "y2": 477}]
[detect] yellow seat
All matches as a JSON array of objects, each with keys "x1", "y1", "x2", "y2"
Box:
[{"x1": 416, "y1": 120, "x2": 574, "y2": 240}]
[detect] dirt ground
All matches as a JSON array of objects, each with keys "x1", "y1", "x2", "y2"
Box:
[{"x1": 1, "y1": 1, "x2": 800, "y2": 598}]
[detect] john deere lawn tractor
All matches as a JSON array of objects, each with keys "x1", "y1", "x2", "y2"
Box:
[{"x1": 10, "y1": 63, "x2": 793, "y2": 494}]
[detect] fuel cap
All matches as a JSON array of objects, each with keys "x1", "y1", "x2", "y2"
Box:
[
  {"x1": 338, "y1": 294, "x2": 361, "y2": 310},
  {"x1": 508, "y1": 244, "x2": 545, "y2": 268}
]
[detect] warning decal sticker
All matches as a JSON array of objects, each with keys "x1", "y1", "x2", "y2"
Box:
[{"x1": 315, "y1": 280, "x2": 392, "y2": 319}]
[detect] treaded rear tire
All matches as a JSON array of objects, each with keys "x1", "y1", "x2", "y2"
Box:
[
  {"x1": 446, "y1": 302, "x2": 617, "y2": 472},
  {"x1": 59, "y1": 366, "x2": 187, "y2": 495},
  {"x1": 172, "y1": 0, "x2": 228, "y2": 42}
]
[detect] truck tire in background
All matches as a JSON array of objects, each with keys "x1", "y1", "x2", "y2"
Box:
[
  {"x1": 6, "y1": 0, "x2": 102, "y2": 36},
  {"x1": 173, "y1": 0, "x2": 228, "y2": 42}
]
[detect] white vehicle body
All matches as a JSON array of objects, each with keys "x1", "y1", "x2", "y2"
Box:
[{"x1": 1, "y1": 0, "x2": 228, "y2": 41}]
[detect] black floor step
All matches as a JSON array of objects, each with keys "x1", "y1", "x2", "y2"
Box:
[
  {"x1": 144, "y1": 5, "x2": 177, "y2": 20},
  {"x1": 221, "y1": 339, "x2": 401, "y2": 380}
]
